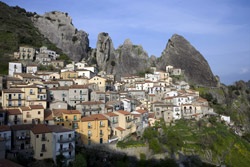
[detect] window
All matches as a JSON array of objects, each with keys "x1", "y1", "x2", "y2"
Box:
[
  {"x1": 74, "y1": 115, "x2": 77, "y2": 120},
  {"x1": 68, "y1": 134, "x2": 71, "y2": 138},
  {"x1": 36, "y1": 135, "x2": 39, "y2": 138},
  {"x1": 40, "y1": 153, "x2": 43, "y2": 157},
  {"x1": 88, "y1": 130, "x2": 91, "y2": 137},
  {"x1": 88, "y1": 122, "x2": 91, "y2": 128},
  {"x1": 24, "y1": 120, "x2": 27, "y2": 123},
  {"x1": 74, "y1": 90, "x2": 76, "y2": 93},
  {"x1": 38, "y1": 111, "x2": 41, "y2": 115},
  {"x1": 100, "y1": 121, "x2": 103, "y2": 127}
]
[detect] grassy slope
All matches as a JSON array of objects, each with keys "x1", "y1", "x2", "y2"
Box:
[
  {"x1": 167, "y1": 120, "x2": 250, "y2": 167},
  {"x1": 0, "y1": 2, "x2": 69, "y2": 74}
]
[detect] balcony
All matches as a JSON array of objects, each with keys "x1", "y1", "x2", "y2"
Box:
[
  {"x1": 41, "y1": 137, "x2": 47, "y2": 141},
  {"x1": 100, "y1": 133, "x2": 103, "y2": 137},
  {"x1": 58, "y1": 137, "x2": 75, "y2": 143},
  {"x1": 100, "y1": 124, "x2": 105, "y2": 128},
  {"x1": 88, "y1": 126, "x2": 92, "y2": 129},
  {"x1": 59, "y1": 146, "x2": 74, "y2": 153},
  {"x1": 126, "y1": 125, "x2": 132, "y2": 129},
  {"x1": 126, "y1": 119, "x2": 133, "y2": 123},
  {"x1": 16, "y1": 135, "x2": 30, "y2": 140},
  {"x1": 112, "y1": 121, "x2": 118, "y2": 124}
]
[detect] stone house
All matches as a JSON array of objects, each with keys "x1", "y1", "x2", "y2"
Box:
[
  {"x1": 76, "y1": 101, "x2": 105, "y2": 116},
  {"x1": 7, "y1": 109, "x2": 23, "y2": 125},
  {"x1": 10, "y1": 124, "x2": 35, "y2": 157},
  {"x1": 68, "y1": 85, "x2": 89, "y2": 107},
  {"x1": 91, "y1": 91, "x2": 106, "y2": 103},
  {"x1": 26, "y1": 65, "x2": 38, "y2": 74}
]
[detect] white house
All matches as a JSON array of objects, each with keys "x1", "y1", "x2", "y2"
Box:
[
  {"x1": 221, "y1": 115, "x2": 230, "y2": 124},
  {"x1": 145, "y1": 73, "x2": 160, "y2": 82},
  {"x1": 9, "y1": 62, "x2": 22, "y2": 77},
  {"x1": 26, "y1": 65, "x2": 38, "y2": 74},
  {"x1": 49, "y1": 125, "x2": 75, "y2": 165},
  {"x1": 121, "y1": 98, "x2": 132, "y2": 112},
  {"x1": 173, "y1": 106, "x2": 181, "y2": 120}
]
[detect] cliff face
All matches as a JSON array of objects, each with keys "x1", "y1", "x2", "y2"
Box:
[
  {"x1": 31, "y1": 11, "x2": 89, "y2": 61},
  {"x1": 93, "y1": 33, "x2": 151, "y2": 79},
  {"x1": 157, "y1": 34, "x2": 218, "y2": 87}
]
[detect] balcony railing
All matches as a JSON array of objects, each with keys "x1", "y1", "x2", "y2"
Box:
[
  {"x1": 58, "y1": 137, "x2": 75, "y2": 143},
  {"x1": 126, "y1": 119, "x2": 133, "y2": 123},
  {"x1": 59, "y1": 146, "x2": 74, "y2": 153},
  {"x1": 41, "y1": 137, "x2": 47, "y2": 141},
  {"x1": 16, "y1": 135, "x2": 30, "y2": 140}
]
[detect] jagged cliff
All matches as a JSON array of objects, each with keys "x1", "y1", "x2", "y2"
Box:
[
  {"x1": 157, "y1": 34, "x2": 219, "y2": 87},
  {"x1": 30, "y1": 11, "x2": 219, "y2": 87},
  {"x1": 92, "y1": 32, "x2": 151, "y2": 79},
  {"x1": 31, "y1": 11, "x2": 89, "y2": 61}
]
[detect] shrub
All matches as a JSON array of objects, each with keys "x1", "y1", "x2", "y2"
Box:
[
  {"x1": 111, "y1": 61, "x2": 116, "y2": 66},
  {"x1": 149, "y1": 138, "x2": 161, "y2": 153},
  {"x1": 72, "y1": 36, "x2": 78, "y2": 43},
  {"x1": 140, "y1": 153, "x2": 146, "y2": 160}
]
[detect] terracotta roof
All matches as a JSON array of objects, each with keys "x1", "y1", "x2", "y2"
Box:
[
  {"x1": 0, "y1": 125, "x2": 11, "y2": 132},
  {"x1": 2, "y1": 89, "x2": 24, "y2": 93},
  {"x1": 115, "y1": 110, "x2": 131, "y2": 115},
  {"x1": 48, "y1": 125, "x2": 73, "y2": 133},
  {"x1": 49, "y1": 86, "x2": 69, "y2": 90},
  {"x1": 148, "y1": 113, "x2": 155, "y2": 118},
  {"x1": 7, "y1": 109, "x2": 22, "y2": 115},
  {"x1": 80, "y1": 101, "x2": 104, "y2": 105},
  {"x1": 0, "y1": 159, "x2": 24, "y2": 167},
  {"x1": 69, "y1": 85, "x2": 88, "y2": 89},
  {"x1": 11, "y1": 124, "x2": 34, "y2": 131},
  {"x1": 132, "y1": 114, "x2": 141, "y2": 117},
  {"x1": 192, "y1": 113, "x2": 201, "y2": 116},
  {"x1": 0, "y1": 109, "x2": 6, "y2": 113},
  {"x1": 44, "y1": 110, "x2": 53, "y2": 120},
  {"x1": 31, "y1": 124, "x2": 51, "y2": 134},
  {"x1": 149, "y1": 94, "x2": 155, "y2": 96},
  {"x1": 151, "y1": 101, "x2": 163, "y2": 104},
  {"x1": 53, "y1": 109, "x2": 81, "y2": 115},
  {"x1": 19, "y1": 107, "x2": 30, "y2": 111},
  {"x1": 115, "y1": 127, "x2": 125, "y2": 131},
  {"x1": 104, "y1": 112, "x2": 118, "y2": 117},
  {"x1": 29, "y1": 105, "x2": 44, "y2": 110},
  {"x1": 90, "y1": 114, "x2": 108, "y2": 120},
  {"x1": 136, "y1": 109, "x2": 148, "y2": 114},
  {"x1": 81, "y1": 116, "x2": 95, "y2": 122}
]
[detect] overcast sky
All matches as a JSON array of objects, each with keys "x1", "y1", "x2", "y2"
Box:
[{"x1": 2, "y1": 0, "x2": 250, "y2": 85}]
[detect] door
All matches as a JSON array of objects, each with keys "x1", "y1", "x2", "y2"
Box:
[
  {"x1": 21, "y1": 143, "x2": 24, "y2": 150},
  {"x1": 100, "y1": 138, "x2": 103, "y2": 144}
]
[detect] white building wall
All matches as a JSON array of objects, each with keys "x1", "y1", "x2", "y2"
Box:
[{"x1": 9, "y1": 62, "x2": 22, "y2": 76}]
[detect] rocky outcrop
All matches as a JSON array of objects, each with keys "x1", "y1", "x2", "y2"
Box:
[
  {"x1": 93, "y1": 33, "x2": 151, "y2": 80},
  {"x1": 157, "y1": 34, "x2": 218, "y2": 87},
  {"x1": 31, "y1": 11, "x2": 89, "y2": 61}
]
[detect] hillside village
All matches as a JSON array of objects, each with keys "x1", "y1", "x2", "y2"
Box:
[{"x1": 0, "y1": 45, "x2": 231, "y2": 165}]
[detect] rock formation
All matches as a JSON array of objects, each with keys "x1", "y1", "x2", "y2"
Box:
[
  {"x1": 31, "y1": 11, "x2": 89, "y2": 61},
  {"x1": 93, "y1": 33, "x2": 151, "y2": 80},
  {"x1": 157, "y1": 34, "x2": 218, "y2": 87}
]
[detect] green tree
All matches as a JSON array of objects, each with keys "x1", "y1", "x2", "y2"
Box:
[
  {"x1": 165, "y1": 130, "x2": 183, "y2": 154},
  {"x1": 149, "y1": 138, "x2": 161, "y2": 153},
  {"x1": 73, "y1": 154, "x2": 87, "y2": 167},
  {"x1": 56, "y1": 154, "x2": 66, "y2": 167}
]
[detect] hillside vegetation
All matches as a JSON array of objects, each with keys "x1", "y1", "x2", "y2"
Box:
[
  {"x1": 0, "y1": 2, "x2": 69, "y2": 74},
  {"x1": 143, "y1": 119, "x2": 250, "y2": 167}
]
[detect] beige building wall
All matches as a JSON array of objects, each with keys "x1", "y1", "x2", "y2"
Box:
[
  {"x1": 79, "y1": 118, "x2": 109, "y2": 145},
  {"x1": 89, "y1": 76, "x2": 107, "y2": 92},
  {"x1": 31, "y1": 132, "x2": 53, "y2": 160}
]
